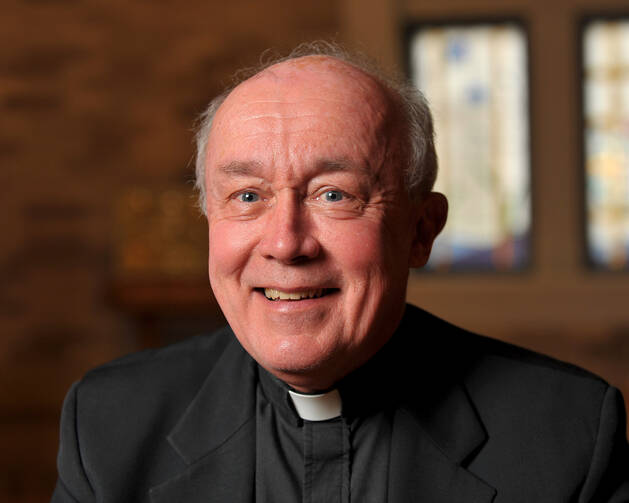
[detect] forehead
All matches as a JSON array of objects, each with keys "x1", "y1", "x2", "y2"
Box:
[
  {"x1": 246, "y1": 57, "x2": 384, "y2": 99},
  {"x1": 225, "y1": 56, "x2": 391, "y2": 119},
  {"x1": 206, "y1": 57, "x2": 400, "y2": 171}
]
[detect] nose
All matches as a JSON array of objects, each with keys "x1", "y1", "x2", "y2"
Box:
[{"x1": 258, "y1": 190, "x2": 320, "y2": 264}]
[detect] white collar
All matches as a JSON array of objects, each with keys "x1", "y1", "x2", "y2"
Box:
[{"x1": 288, "y1": 388, "x2": 342, "y2": 421}]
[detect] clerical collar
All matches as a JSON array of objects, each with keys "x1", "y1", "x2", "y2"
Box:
[
  {"x1": 287, "y1": 388, "x2": 342, "y2": 421},
  {"x1": 256, "y1": 321, "x2": 407, "y2": 426}
]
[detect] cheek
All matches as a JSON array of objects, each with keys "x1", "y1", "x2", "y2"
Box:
[
  {"x1": 319, "y1": 220, "x2": 388, "y2": 278},
  {"x1": 208, "y1": 220, "x2": 254, "y2": 279},
  {"x1": 322, "y1": 216, "x2": 412, "y2": 289}
]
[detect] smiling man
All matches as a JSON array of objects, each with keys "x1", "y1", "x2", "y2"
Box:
[
  {"x1": 52, "y1": 43, "x2": 629, "y2": 503},
  {"x1": 202, "y1": 53, "x2": 441, "y2": 394}
]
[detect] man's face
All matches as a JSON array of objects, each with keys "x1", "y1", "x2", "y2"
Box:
[{"x1": 204, "y1": 57, "x2": 432, "y2": 391}]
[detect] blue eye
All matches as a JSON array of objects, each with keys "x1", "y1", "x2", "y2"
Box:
[
  {"x1": 324, "y1": 190, "x2": 343, "y2": 202},
  {"x1": 238, "y1": 192, "x2": 259, "y2": 203}
]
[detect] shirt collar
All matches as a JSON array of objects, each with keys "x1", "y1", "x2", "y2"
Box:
[
  {"x1": 257, "y1": 328, "x2": 403, "y2": 427},
  {"x1": 287, "y1": 388, "x2": 342, "y2": 421}
]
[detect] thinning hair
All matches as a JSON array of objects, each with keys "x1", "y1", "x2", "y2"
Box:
[{"x1": 194, "y1": 41, "x2": 437, "y2": 214}]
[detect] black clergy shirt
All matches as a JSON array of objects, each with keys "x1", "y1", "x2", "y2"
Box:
[{"x1": 254, "y1": 339, "x2": 400, "y2": 503}]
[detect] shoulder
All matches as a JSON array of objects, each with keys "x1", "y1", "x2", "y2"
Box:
[
  {"x1": 403, "y1": 304, "x2": 629, "y2": 498},
  {"x1": 55, "y1": 326, "x2": 241, "y2": 501},
  {"x1": 82, "y1": 325, "x2": 234, "y2": 388},
  {"x1": 404, "y1": 303, "x2": 615, "y2": 438},
  {"x1": 404, "y1": 302, "x2": 607, "y2": 390},
  {"x1": 69, "y1": 325, "x2": 238, "y2": 437}
]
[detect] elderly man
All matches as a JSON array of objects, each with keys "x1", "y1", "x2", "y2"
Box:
[{"x1": 52, "y1": 44, "x2": 629, "y2": 502}]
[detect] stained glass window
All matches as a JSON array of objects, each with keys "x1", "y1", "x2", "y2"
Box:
[
  {"x1": 583, "y1": 18, "x2": 629, "y2": 270},
  {"x1": 408, "y1": 22, "x2": 531, "y2": 271}
]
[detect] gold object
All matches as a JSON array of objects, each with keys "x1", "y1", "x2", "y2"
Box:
[{"x1": 113, "y1": 187, "x2": 207, "y2": 279}]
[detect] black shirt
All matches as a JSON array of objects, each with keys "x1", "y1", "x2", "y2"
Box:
[{"x1": 255, "y1": 339, "x2": 400, "y2": 503}]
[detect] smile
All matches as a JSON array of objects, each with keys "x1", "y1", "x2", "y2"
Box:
[{"x1": 263, "y1": 288, "x2": 332, "y2": 301}]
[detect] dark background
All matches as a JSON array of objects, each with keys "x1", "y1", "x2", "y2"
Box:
[{"x1": 2, "y1": 0, "x2": 628, "y2": 501}]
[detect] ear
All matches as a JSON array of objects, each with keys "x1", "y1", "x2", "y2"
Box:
[{"x1": 409, "y1": 192, "x2": 448, "y2": 268}]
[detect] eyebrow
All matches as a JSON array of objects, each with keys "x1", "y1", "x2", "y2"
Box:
[
  {"x1": 316, "y1": 160, "x2": 353, "y2": 172},
  {"x1": 218, "y1": 161, "x2": 264, "y2": 177},
  {"x1": 315, "y1": 160, "x2": 374, "y2": 179},
  {"x1": 218, "y1": 159, "x2": 371, "y2": 177}
]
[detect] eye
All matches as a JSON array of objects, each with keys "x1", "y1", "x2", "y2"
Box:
[
  {"x1": 237, "y1": 191, "x2": 259, "y2": 203},
  {"x1": 323, "y1": 190, "x2": 344, "y2": 202}
]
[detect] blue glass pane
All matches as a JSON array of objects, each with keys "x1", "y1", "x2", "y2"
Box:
[{"x1": 409, "y1": 23, "x2": 531, "y2": 271}]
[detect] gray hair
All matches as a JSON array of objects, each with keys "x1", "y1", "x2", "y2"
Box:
[{"x1": 194, "y1": 41, "x2": 437, "y2": 214}]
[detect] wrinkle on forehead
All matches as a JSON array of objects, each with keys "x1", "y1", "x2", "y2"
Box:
[
  {"x1": 227, "y1": 56, "x2": 392, "y2": 117},
  {"x1": 206, "y1": 55, "x2": 407, "y2": 186}
]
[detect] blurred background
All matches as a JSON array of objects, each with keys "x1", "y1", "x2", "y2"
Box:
[{"x1": 2, "y1": 0, "x2": 628, "y2": 501}]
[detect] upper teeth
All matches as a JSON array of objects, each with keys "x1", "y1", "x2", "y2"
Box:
[{"x1": 264, "y1": 288, "x2": 324, "y2": 300}]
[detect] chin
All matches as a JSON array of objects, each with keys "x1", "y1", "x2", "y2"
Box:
[
  {"x1": 264, "y1": 351, "x2": 329, "y2": 375},
  {"x1": 258, "y1": 347, "x2": 339, "y2": 387}
]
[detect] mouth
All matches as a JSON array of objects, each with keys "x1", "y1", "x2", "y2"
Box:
[{"x1": 259, "y1": 287, "x2": 337, "y2": 301}]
